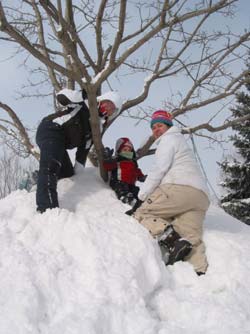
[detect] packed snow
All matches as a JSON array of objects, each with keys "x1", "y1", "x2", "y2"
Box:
[{"x1": 0, "y1": 167, "x2": 250, "y2": 334}]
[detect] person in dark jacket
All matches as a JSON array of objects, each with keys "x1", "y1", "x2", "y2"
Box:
[
  {"x1": 103, "y1": 137, "x2": 146, "y2": 204},
  {"x1": 36, "y1": 89, "x2": 122, "y2": 213}
]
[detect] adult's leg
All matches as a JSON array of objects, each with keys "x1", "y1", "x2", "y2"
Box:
[
  {"x1": 174, "y1": 210, "x2": 208, "y2": 273},
  {"x1": 36, "y1": 120, "x2": 65, "y2": 212},
  {"x1": 58, "y1": 150, "x2": 74, "y2": 179},
  {"x1": 161, "y1": 185, "x2": 209, "y2": 272},
  {"x1": 134, "y1": 186, "x2": 177, "y2": 237},
  {"x1": 134, "y1": 184, "x2": 210, "y2": 271}
]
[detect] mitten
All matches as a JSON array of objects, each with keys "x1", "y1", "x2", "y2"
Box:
[
  {"x1": 103, "y1": 147, "x2": 114, "y2": 160},
  {"x1": 138, "y1": 175, "x2": 147, "y2": 182}
]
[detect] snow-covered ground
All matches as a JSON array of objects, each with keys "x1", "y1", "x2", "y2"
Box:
[{"x1": 0, "y1": 167, "x2": 250, "y2": 334}]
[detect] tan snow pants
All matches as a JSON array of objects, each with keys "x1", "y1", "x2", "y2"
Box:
[{"x1": 134, "y1": 184, "x2": 210, "y2": 273}]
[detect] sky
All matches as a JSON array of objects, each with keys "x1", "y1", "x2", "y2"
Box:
[
  {"x1": 0, "y1": 167, "x2": 250, "y2": 334},
  {"x1": 0, "y1": 0, "x2": 250, "y2": 199}
]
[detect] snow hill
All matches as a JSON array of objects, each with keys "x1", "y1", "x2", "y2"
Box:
[{"x1": 0, "y1": 167, "x2": 250, "y2": 334}]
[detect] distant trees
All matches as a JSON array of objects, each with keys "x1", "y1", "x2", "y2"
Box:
[
  {"x1": 219, "y1": 78, "x2": 250, "y2": 225},
  {"x1": 0, "y1": 145, "x2": 25, "y2": 198},
  {"x1": 0, "y1": 144, "x2": 38, "y2": 199}
]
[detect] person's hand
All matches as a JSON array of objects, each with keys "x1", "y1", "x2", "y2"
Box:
[
  {"x1": 138, "y1": 175, "x2": 147, "y2": 182},
  {"x1": 103, "y1": 147, "x2": 114, "y2": 160},
  {"x1": 125, "y1": 199, "x2": 143, "y2": 216}
]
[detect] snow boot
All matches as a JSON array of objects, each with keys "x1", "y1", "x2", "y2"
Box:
[
  {"x1": 158, "y1": 225, "x2": 192, "y2": 266},
  {"x1": 121, "y1": 192, "x2": 135, "y2": 204}
]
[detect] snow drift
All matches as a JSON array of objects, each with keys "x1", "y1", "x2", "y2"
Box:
[{"x1": 0, "y1": 167, "x2": 250, "y2": 334}]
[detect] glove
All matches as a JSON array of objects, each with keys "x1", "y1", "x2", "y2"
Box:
[
  {"x1": 125, "y1": 199, "x2": 143, "y2": 216},
  {"x1": 103, "y1": 147, "x2": 114, "y2": 160},
  {"x1": 138, "y1": 175, "x2": 147, "y2": 182}
]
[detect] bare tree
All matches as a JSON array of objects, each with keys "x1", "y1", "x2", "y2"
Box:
[
  {"x1": 0, "y1": 0, "x2": 249, "y2": 178},
  {"x1": 0, "y1": 102, "x2": 39, "y2": 159},
  {"x1": 0, "y1": 144, "x2": 36, "y2": 198}
]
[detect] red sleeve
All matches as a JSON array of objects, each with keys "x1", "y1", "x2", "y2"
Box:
[{"x1": 103, "y1": 160, "x2": 117, "y2": 171}]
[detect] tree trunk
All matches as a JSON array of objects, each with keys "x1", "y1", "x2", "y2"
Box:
[{"x1": 87, "y1": 89, "x2": 108, "y2": 182}]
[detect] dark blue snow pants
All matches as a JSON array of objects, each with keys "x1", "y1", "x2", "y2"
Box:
[{"x1": 36, "y1": 119, "x2": 74, "y2": 213}]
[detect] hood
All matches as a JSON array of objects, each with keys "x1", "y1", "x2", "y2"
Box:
[
  {"x1": 97, "y1": 91, "x2": 122, "y2": 121},
  {"x1": 56, "y1": 89, "x2": 85, "y2": 106},
  {"x1": 115, "y1": 137, "x2": 134, "y2": 154}
]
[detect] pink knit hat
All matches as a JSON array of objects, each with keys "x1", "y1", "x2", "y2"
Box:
[{"x1": 150, "y1": 110, "x2": 173, "y2": 128}]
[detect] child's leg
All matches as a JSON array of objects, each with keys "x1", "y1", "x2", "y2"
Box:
[
  {"x1": 129, "y1": 184, "x2": 139, "y2": 199},
  {"x1": 114, "y1": 181, "x2": 129, "y2": 199}
]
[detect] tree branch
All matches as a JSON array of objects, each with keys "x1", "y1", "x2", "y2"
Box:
[{"x1": 0, "y1": 101, "x2": 39, "y2": 159}]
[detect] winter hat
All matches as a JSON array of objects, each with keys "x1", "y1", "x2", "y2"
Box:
[
  {"x1": 150, "y1": 110, "x2": 173, "y2": 128},
  {"x1": 97, "y1": 91, "x2": 122, "y2": 121},
  {"x1": 115, "y1": 137, "x2": 134, "y2": 154},
  {"x1": 56, "y1": 88, "x2": 87, "y2": 106}
]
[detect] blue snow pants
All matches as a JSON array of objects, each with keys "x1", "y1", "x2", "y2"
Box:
[{"x1": 36, "y1": 119, "x2": 74, "y2": 213}]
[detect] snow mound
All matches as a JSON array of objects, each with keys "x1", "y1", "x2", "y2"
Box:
[{"x1": 0, "y1": 167, "x2": 250, "y2": 334}]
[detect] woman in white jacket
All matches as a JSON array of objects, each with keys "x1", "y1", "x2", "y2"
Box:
[{"x1": 131, "y1": 110, "x2": 210, "y2": 275}]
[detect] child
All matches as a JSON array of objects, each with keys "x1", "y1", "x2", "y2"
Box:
[{"x1": 103, "y1": 137, "x2": 146, "y2": 204}]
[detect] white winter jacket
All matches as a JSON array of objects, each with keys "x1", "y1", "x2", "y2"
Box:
[{"x1": 138, "y1": 126, "x2": 209, "y2": 201}]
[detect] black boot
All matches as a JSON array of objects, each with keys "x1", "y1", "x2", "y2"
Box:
[{"x1": 158, "y1": 225, "x2": 192, "y2": 266}]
